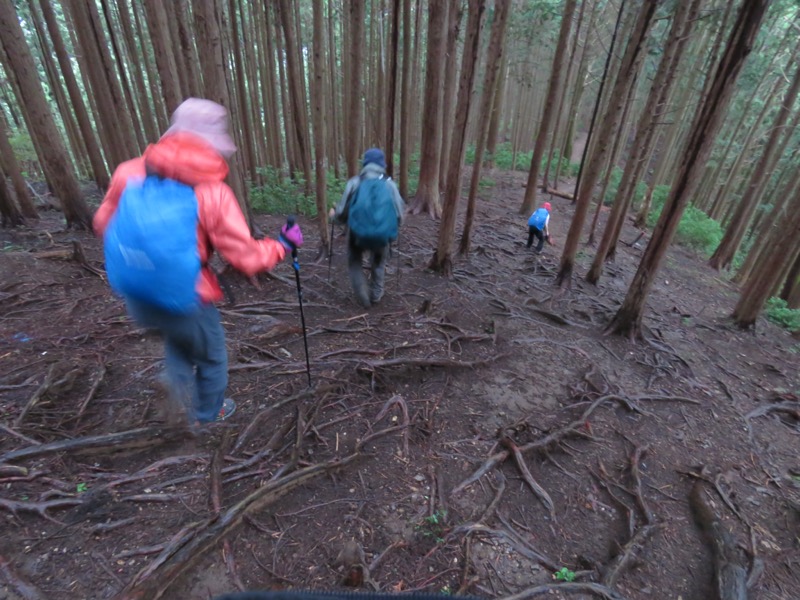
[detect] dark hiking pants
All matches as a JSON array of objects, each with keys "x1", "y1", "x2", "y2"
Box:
[
  {"x1": 348, "y1": 236, "x2": 388, "y2": 308},
  {"x1": 125, "y1": 298, "x2": 227, "y2": 423},
  {"x1": 527, "y1": 226, "x2": 545, "y2": 252}
]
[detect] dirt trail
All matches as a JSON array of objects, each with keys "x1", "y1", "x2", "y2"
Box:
[{"x1": 0, "y1": 171, "x2": 798, "y2": 600}]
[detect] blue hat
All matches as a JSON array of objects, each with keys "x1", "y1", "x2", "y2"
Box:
[{"x1": 363, "y1": 148, "x2": 386, "y2": 169}]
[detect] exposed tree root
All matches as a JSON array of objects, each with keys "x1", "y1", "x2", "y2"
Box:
[
  {"x1": 0, "y1": 554, "x2": 46, "y2": 600},
  {"x1": 114, "y1": 453, "x2": 361, "y2": 600},
  {"x1": 501, "y1": 436, "x2": 556, "y2": 521},
  {"x1": 499, "y1": 582, "x2": 628, "y2": 600},
  {"x1": 1, "y1": 425, "x2": 193, "y2": 463},
  {"x1": 689, "y1": 480, "x2": 749, "y2": 600},
  {"x1": 601, "y1": 523, "x2": 663, "y2": 588}
]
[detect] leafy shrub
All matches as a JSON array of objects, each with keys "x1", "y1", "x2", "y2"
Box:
[
  {"x1": 764, "y1": 297, "x2": 800, "y2": 332},
  {"x1": 250, "y1": 166, "x2": 326, "y2": 216},
  {"x1": 602, "y1": 168, "x2": 648, "y2": 207},
  {"x1": 646, "y1": 185, "x2": 723, "y2": 256}
]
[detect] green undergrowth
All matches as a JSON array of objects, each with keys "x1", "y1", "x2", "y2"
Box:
[
  {"x1": 764, "y1": 297, "x2": 800, "y2": 332},
  {"x1": 647, "y1": 184, "x2": 723, "y2": 257}
]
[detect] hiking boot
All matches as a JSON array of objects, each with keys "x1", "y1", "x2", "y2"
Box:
[{"x1": 216, "y1": 398, "x2": 237, "y2": 421}]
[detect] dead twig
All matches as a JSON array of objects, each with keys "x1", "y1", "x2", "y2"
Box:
[{"x1": 499, "y1": 582, "x2": 628, "y2": 599}]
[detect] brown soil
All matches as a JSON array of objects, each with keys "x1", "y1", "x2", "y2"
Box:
[{"x1": 1, "y1": 171, "x2": 798, "y2": 600}]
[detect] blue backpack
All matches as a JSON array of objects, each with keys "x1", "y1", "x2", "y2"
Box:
[
  {"x1": 104, "y1": 175, "x2": 201, "y2": 314},
  {"x1": 528, "y1": 207, "x2": 549, "y2": 229},
  {"x1": 347, "y1": 176, "x2": 399, "y2": 250}
]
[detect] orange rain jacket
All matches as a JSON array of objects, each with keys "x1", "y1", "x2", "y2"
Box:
[{"x1": 94, "y1": 132, "x2": 286, "y2": 304}]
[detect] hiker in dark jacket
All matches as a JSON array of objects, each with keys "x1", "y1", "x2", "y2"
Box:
[{"x1": 331, "y1": 148, "x2": 405, "y2": 308}]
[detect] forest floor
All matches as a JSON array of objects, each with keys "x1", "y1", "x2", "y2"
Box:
[{"x1": 1, "y1": 169, "x2": 799, "y2": 600}]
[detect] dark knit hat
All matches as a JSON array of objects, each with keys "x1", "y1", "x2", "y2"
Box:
[{"x1": 363, "y1": 148, "x2": 387, "y2": 169}]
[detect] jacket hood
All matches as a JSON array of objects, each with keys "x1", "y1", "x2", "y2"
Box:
[
  {"x1": 360, "y1": 163, "x2": 386, "y2": 177},
  {"x1": 143, "y1": 132, "x2": 229, "y2": 186}
]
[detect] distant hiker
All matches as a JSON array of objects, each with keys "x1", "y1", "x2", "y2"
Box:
[
  {"x1": 331, "y1": 148, "x2": 405, "y2": 308},
  {"x1": 94, "y1": 98, "x2": 304, "y2": 425},
  {"x1": 526, "y1": 201, "x2": 553, "y2": 253}
]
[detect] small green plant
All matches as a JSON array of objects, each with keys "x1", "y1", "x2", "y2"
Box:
[
  {"x1": 415, "y1": 509, "x2": 448, "y2": 543},
  {"x1": 553, "y1": 567, "x2": 576, "y2": 582},
  {"x1": 76, "y1": 483, "x2": 88, "y2": 493},
  {"x1": 478, "y1": 177, "x2": 496, "y2": 189},
  {"x1": 646, "y1": 187, "x2": 723, "y2": 257},
  {"x1": 764, "y1": 297, "x2": 800, "y2": 332},
  {"x1": 440, "y1": 585, "x2": 452, "y2": 595}
]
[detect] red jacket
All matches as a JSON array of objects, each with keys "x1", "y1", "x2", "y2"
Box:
[{"x1": 94, "y1": 133, "x2": 286, "y2": 304}]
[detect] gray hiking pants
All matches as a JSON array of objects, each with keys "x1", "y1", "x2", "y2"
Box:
[{"x1": 348, "y1": 236, "x2": 388, "y2": 308}]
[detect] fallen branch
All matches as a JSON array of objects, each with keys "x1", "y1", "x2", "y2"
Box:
[
  {"x1": 1, "y1": 426, "x2": 192, "y2": 463},
  {"x1": 355, "y1": 353, "x2": 507, "y2": 372},
  {"x1": 114, "y1": 453, "x2": 361, "y2": 600},
  {"x1": 76, "y1": 362, "x2": 107, "y2": 420},
  {"x1": 543, "y1": 186, "x2": 574, "y2": 201},
  {"x1": 745, "y1": 401, "x2": 800, "y2": 422}
]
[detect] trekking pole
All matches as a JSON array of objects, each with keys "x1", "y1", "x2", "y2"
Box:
[
  {"x1": 327, "y1": 216, "x2": 335, "y2": 283},
  {"x1": 286, "y1": 216, "x2": 312, "y2": 387}
]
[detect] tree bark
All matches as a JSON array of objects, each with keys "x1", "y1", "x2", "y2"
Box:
[
  {"x1": 194, "y1": 0, "x2": 250, "y2": 224},
  {"x1": 733, "y1": 188, "x2": 800, "y2": 328},
  {"x1": 312, "y1": 0, "x2": 330, "y2": 252},
  {"x1": 519, "y1": 0, "x2": 577, "y2": 216},
  {"x1": 0, "y1": 1, "x2": 92, "y2": 228},
  {"x1": 710, "y1": 60, "x2": 800, "y2": 271},
  {"x1": 346, "y1": 0, "x2": 365, "y2": 177},
  {"x1": 587, "y1": 0, "x2": 697, "y2": 282},
  {"x1": 398, "y1": 0, "x2": 413, "y2": 200},
  {"x1": 458, "y1": 0, "x2": 511, "y2": 255},
  {"x1": 438, "y1": 0, "x2": 463, "y2": 190},
  {"x1": 409, "y1": 0, "x2": 447, "y2": 217},
  {"x1": 429, "y1": 0, "x2": 486, "y2": 275},
  {"x1": 0, "y1": 161, "x2": 24, "y2": 227},
  {"x1": 385, "y1": 0, "x2": 401, "y2": 178},
  {"x1": 555, "y1": 0, "x2": 658, "y2": 288},
  {"x1": 782, "y1": 251, "x2": 800, "y2": 309},
  {"x1": 608, "y1": 0, "x2": 769, "y2": 339},
  {"x1": 38, "y1": 0, "x2": 109, "y2": 190},
  {"x1": 0, "y1": 112, "x2": 36, "y2": 218},
  {"x1": 277, "y1": 0, "x2": 313, "y2": 195},
  {"x1": 143, "y1": 0, "x2": 183, "y2": 114}
]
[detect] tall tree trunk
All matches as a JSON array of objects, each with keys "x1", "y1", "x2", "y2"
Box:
[
  {"x1": 781, "y1": 251, "x2": 800, "y2": 309},
  {"x1": 573, "y1": 0, "x2": 628, "y2": 204},
  {"x1": 385, "y1": 0, "x2": 401, "y2": 178},
  {"x1": 458, "y1": 0, "x2": 511, "y2": 255},
  {"x1": 0, "y1": 1, "x2": 91, "y2": 228},
  {"x1": 229, "y1": 0, "x2": 256, "y2": 180},
  {"x1": 545, "y1": 0, "x2": 588, "y2": 188},
  {"x1": 0, "y1": 161, "x2": 24, "y2": 227},
  {"x1": 608, "y1": 0, "x2": 769, "y2": 339},
  {"x1": 485, "y1": 50, "x2": 508, "y2": 170},
  {"x1": 98, "y1": 0, "x2": 146, "y2": 152},
  {"x1": 277, "y1": 0, "x2": 312, "y2": 195},
  {"x1": 438, "y1": 0, "x2": 463, "y2": 190},
  {"x1": 346, "y1": 0, "x2": 365, "y2": 176},
  {"x1": 429, "y1": 0, "x2": 485, "y2": 275},
  {"x1": 261, "y1": 0, "x2": 284, "y2": 171},
  {"x1": 194, "y1": 0, "x2": 250, "y2": 224},
  {"x1": 556, "y1": 0, "x2": 658, "y2": 288},
  {"x1": 710, "y1": 60, "x2": 800, "y2": 270},
  {"x1": 143, "y1": 0, "x2": 182, "y2": 113},
  {"x1": 398, "y1": 0, "x2": 413, "y2": 200},
  {"x1": 408, "y1": 0, "x2": 447, "y2": 217},
  {"x1": 519, "y1": 0, "x2": 577, "y2": 215},
  {"x1": 174, "y1": 0, "x2": 203, "y2": 98},
  {"x1": 38, "y1": 0, "x2": 109, "y2": 190},
  {"x1": 0, "y1": 113, "x2": 36, "y2": 218},
  {"x1": 311, "y1": 0, "x2": 329, "y2": 252},
  {"x1": 587, "y1": 0, "x2": 697, "y2": 281},
  {"x1": 732, "y1": 188, "x2": 800, "y2": 328},
  {"x1": 126, "y1": 0, "x2": 168, "y2": 132}
]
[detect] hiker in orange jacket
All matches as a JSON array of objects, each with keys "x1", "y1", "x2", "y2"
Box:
[{"x1": 94, "y1": 98, "x2": 304, "y2": 424}]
